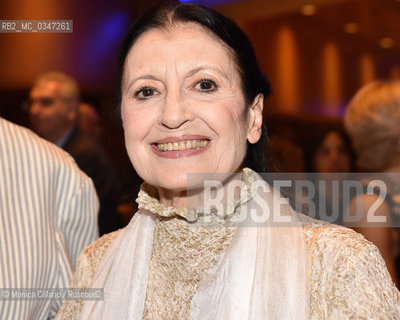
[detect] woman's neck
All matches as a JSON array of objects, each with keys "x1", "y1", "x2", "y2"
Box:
[
  {"x1": 156, "y1": 171, "x2": 244, "y2": 209},
  {"x1": 157, "y1": 188, "x2": 189, "y2": 208}
]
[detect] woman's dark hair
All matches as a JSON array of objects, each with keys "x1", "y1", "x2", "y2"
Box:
[{"x1": 116, "y1": 2, "x2": 271, "y2": 172}]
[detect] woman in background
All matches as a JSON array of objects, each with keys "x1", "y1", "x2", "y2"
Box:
[
  {"x1": 345, "y1": 80, "x2": 400, "y2": 287},
  {"x1": 304, "y1": 127, "x2": 355, "y2": 174},
  {"x1": 301, "y1": 128, "x2": 355, "y2": 224}
]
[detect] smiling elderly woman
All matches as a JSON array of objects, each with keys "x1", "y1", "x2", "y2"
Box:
[{"x1": 56, "y1": 3, "x2": 399, "y2": 319}]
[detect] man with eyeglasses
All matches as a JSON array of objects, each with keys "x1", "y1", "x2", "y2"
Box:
[
  {"x1": 27, "y1": 71, "x2": 124, "y2": 236},
  {"x1": 27, "y1": 72, "x2": 79, "y2": 146}
]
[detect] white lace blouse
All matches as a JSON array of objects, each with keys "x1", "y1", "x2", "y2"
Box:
[{"x1": 56, "y1": 169, "x2": 400, "y2": 319}]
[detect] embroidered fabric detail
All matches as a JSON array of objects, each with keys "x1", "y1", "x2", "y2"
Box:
[
  {"x1": 139, "y1": 169, "x2": 256, "y2": 319},
  {"x1": 303, "y1": 221, "x2": 400, "y2": 319},
  {"x1": 136, "y1": 168, "x2": 255, "y2": 221},
  {"x1": 143, "y1": 216, "x2": 237, "y2": 319},
  {"x1": 55, "y1": 230, "x2": 121, "y2": 320}
]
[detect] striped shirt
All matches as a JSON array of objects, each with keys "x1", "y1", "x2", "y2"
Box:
[{"x1": 0, "y1": 118, "x2": 99, "y2": 319}]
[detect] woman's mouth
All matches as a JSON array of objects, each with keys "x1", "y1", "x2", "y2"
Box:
[
  {"x1": 156, "y1": 139, "x2": 209, "y2": 152},
  {"x1": 151, "y1": 136, "x2": 211, "y2": 159}
]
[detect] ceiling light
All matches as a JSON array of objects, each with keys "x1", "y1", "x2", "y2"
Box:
[
  {"x1": 301, "y1": 5, "x2": 317, "y2": 16},
  {"x1": 380, "y1": 37, "x2": 394, "y2": 48},
  {"x1": 344, "y1": 23, "x2": 359, "y2": 34}
]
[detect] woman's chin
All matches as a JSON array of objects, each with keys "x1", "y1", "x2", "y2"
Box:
[{"x1": 154, "y1": 175, "x2": 206, "y2": 192}]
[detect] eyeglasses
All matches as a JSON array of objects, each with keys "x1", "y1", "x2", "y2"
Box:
[{"x1": 22, "y1": 97, "x2": 56, "y2": 111}]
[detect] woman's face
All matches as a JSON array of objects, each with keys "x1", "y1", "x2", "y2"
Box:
[
  {"x1": 121, "y1": 23, "x2": 262, "y2": 191},
  {"x1": 313, "y1": 131, "x2": 351, "y2": 173}
]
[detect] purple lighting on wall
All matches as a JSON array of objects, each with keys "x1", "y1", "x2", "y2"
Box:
[{"x1": 78, "y1": 11, "x2": 129, "y2": 81}]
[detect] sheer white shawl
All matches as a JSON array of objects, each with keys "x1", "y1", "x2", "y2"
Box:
[{"x1": 79, "y1": 175, "x2": 309, "y2": 319}]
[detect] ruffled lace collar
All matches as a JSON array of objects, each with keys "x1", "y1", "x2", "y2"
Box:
[{"x1": 135, "y1": 168, "x2": 256, "y2": 222}]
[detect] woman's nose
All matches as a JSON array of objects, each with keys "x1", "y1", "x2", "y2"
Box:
[{"x1": 159, "y1": 91, "x2": 193, "y2": 129}]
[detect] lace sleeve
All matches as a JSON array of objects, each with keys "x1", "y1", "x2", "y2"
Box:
[
  {"x1": 309, "y1": 226, "x2": 400, "y2": 319},
  {"x1": 55, "y1": 230, "x2": 121, "y2": 320}
]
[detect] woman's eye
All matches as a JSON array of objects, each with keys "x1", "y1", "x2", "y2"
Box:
[
  {"x1": 196, "y1": 79, "x2": 218, "y2": 92},
  {"x1": 134, "y1": 86, "x2": 157, "y2": 100}
]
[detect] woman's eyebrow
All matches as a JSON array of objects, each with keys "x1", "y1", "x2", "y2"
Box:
[
  {"x1": 125, "y1": 75, "x2": 159, "y2": 92},
  {"x1": 186, "y1": 66, "x2": 229, "y2": 80},
  {"x1": 125, "y1": 65, "x2": 230, "y2": 92}
]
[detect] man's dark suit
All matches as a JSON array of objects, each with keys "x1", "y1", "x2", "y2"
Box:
[{"x1": 63, "y1": 127, "x2": 123, "y2": 235}]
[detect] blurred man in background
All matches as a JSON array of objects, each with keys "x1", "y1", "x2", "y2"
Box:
[{"x1": 27, "y1": 71, "x2": 123, "y2": 235}]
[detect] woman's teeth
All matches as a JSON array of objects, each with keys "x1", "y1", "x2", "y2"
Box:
[{"x1": 157, "y1": 140, "x2": 209, "y2": 152}]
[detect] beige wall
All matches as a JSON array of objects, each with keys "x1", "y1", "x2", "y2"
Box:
[{"x1": 240, "y1": 14, "x2": 399, "y2": 116}]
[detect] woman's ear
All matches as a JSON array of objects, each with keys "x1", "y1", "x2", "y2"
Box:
[{"x1": 247, "y1": 93, "x2": 264, "y2": 144}]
